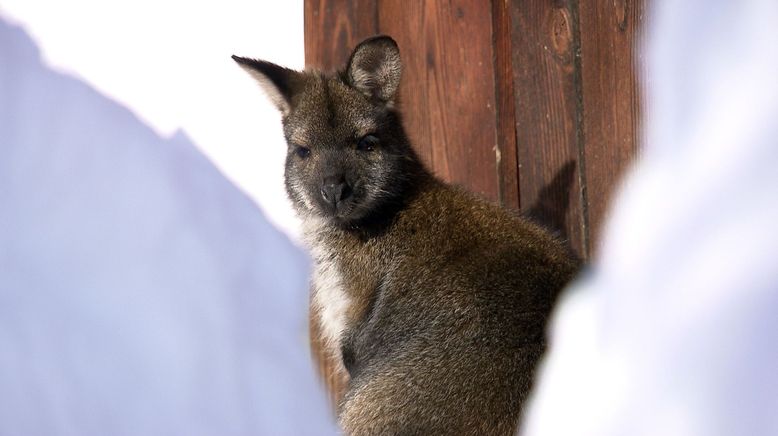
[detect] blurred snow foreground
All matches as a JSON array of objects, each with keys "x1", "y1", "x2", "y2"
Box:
[
  {"x1": 0, "y1": 18, "x2": 336, "y2": 435},
  {"x1": 523, "y1": 1, "x2": 778, "y2": 435}
]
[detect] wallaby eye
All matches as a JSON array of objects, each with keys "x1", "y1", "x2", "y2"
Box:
[
  {"x1": 356, "y1": 134, "x2": 378, "y2": 152},
  {"x1": 295, "y1": 146, "x2": 311, "y2": 159}
]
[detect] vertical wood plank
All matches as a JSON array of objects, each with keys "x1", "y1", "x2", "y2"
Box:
[
  {"x1": 378, "y1": 0, "x2": 501, "y2": 202},
  {"x1": 579, "y1": 0, "x2": 644, "y2": 253},
  {"x1": 304, "y1": 0, "x2": 379, "y2": 408},
  {"x1": 304, "y1": 0, "x2": 378, "y2": 70},
  {"x1": 510, "y1": 0, "x2": 586, "y2": 257},
  {"x1": 493, "y1": 0, "x2": 520, "y2": 210}
]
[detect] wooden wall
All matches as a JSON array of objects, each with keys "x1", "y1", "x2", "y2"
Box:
[{"x1": 305, "y1": 0, "x2": 644, "y2": 406}]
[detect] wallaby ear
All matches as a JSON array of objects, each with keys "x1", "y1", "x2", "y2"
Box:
[
  {"x1": 232, "y1": 55, "x2": 299, "y2": 115},
  {"x1": 346, "y1": 36, "x2": 402, "y2": 103}
]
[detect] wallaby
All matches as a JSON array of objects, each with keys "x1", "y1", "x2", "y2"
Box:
[{"x1": 233, "y1": 36, "x2": 579, "y2": 436}]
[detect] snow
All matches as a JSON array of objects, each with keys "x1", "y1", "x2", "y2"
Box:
[
  {"x1": 522, "y1": 1, "x2": 778, "y2": 435},
  {"x1": 0, "y1": 0, "x2": 304, "y2": 239},
  {"x1": 0, "y1": 18, "x2": 336, "y2": 435}
]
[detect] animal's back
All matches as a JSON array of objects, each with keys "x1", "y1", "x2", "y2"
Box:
[{"x1": 339, "y1": 182, "x2": 579, "y2": 435}]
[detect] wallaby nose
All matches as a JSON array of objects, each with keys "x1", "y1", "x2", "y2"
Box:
[{"x1": 320, "y1": 176, "x2": 352, "y2": 208}]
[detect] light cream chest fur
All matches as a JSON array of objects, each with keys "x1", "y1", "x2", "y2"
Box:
[{"x1": 303, "y1": 218, "x2": 351, "y2": 351}]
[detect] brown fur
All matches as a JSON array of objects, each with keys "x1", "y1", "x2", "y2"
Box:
[{"x1": 233, "y1": 36, "x2": 579, "y2": 435}]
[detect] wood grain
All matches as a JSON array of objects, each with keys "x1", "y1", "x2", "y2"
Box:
[
  {"x1": 510, "y1": 0, "x2": 587, "y2": 257},
  {"x1": 579, "y1": 0, "x2": 644, "y2": 253},
  {"x1": 493, "y1": 0, "x2": 520, "y2": 210},
  {"x1": 304, "y1": 0, "x2": 378, "y2": 70},
  {"x1": 378, "y1": 0, "x2": 501, "y2": 202}
]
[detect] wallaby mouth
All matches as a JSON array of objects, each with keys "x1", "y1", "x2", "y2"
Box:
[{"x1": 324, "y1": 201, "x2": 355, "y2": 221}]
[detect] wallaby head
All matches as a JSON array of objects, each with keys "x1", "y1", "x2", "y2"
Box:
[{"x1": 233, "y1": 36, "x2": 426, "y2": 230}]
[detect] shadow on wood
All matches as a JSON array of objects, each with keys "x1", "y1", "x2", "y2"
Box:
[{"x1": 525, "y1": 160, "x2": 577, "y2": 242}]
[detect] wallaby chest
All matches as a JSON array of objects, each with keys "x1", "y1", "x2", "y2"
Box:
[{"x1": 305, "y1": 218, "x2": 388, "y2": 353}]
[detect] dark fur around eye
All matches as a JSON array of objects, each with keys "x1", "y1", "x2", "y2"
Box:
[
  {"x1": 356, "y1": 134, "x2": 378, "y2": 152},
  {"x1": 295, "y1": 146, "x2": 311, "y2": 158}
]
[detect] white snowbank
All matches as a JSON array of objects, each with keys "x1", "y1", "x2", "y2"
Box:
[{"x1": 0, "y1": 18, "x2": 335, "y2": 436}]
